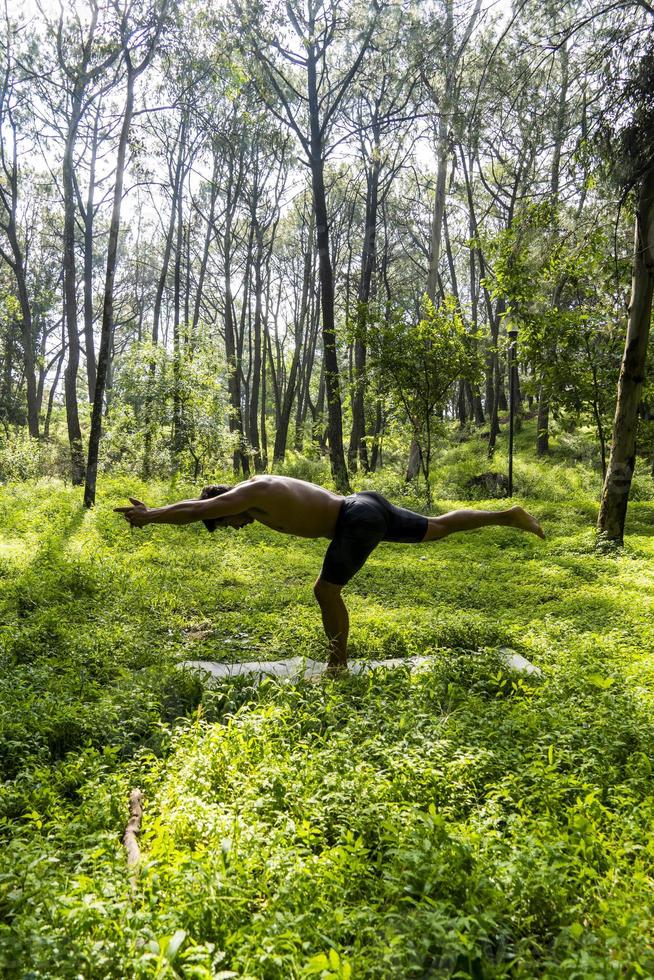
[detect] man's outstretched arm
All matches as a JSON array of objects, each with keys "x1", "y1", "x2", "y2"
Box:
[{"x1": 114, "y1": 484, "x2": 255, "y2": 528}]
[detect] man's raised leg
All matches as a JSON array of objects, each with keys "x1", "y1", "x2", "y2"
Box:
[
  {"x1": 314, "y1": 578, "x2": 349, "y2": 672},
  {"x1": 424, "y1": 505, "x2": 544, "y2": 541}
]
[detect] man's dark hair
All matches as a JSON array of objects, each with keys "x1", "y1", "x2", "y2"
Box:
[{"x1": 199, "y1": 484, "x2": 232, "y2": 532}]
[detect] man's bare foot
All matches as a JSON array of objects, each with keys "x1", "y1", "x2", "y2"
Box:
[{"x1": 509, "y1": 505, "x2": 545, "y2": 539}]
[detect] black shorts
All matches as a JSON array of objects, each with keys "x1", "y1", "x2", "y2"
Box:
[{"x1": 320, "y1": 491, "x2": 428, "y2": 586}]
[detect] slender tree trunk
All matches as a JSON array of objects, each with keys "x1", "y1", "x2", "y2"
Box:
[
  {"x1": 514, "y1": 370, "x2": 523, "y2": 431},
  {"x1": 0, "y1": 79, "x2": 40, "y2": 434},
  {"x1": 307, "y1": 47, "x2": 349, "y2": 493},
  {"x1": 370, "y1": 398, "x2": 383, "y2": 471},
  {"x1": 426, "y1": 113, "x2": 450, "y2": 303},
  {"x1": 294, "y1": 292, "x2": 319, "y2": 451},
  {"x1": 224, "y1": 210, "x2": 250, "y2": 477},
  {"x1": 274, "y1": 217, "x2": 313, "y2": 463},
  {"x1": 82, "y1": 110, "x2": 100, "y2": 402},
  {"x1": 12, "y1": 250, "x2": 39, "y2": 438},
  {"x1": 62, "y1": 103, "x2": 86, "y2": 483},
  {"x1": 486, "y1": 296, "x2": 505, "y2": 454},
  {"x1": 249, "y1": 223, "x2": 264, "y2": 471},
  {"x1": 84, "y1": 62, "x2": 137, "y2": 507},
  {"x1": 172, "y1": 165, "x2": 184, "y2": 457},
  {"x1": 191, "y1": 160, "x2": 218, "y2": 337},
  {"x1": 457, "y1": 380, "x2": 466, "y2": 426},
  {"x1": 44, "y1": 343, "x2": 65, "y2": 440},
  {"x1": 312, "y1": 365, "x2": 327, "y2": 451},
  {"x1": 2, "y1": 319, "x2": 14, "y2": 422},
  {"x1": 597, "y1": 165, "x2": 654, "y2": 543},
  {"x1": 466, "y1": 192, "x2": 485, "y2": 425},
  {"x1": 0, "y1": 139, "x2": 40, "y2": 435},
  {"x1": 238, "y1": 224, "x2": 254, "y2": 425},
  {"x1": 143, "y1": 117, "x2": 187, "y2": 478},
  {"x1": 409, "y1": 61, "x2": 453, "y2": 482},
  {"x1": 487, "y1": 350, "x2": 502, "y2": 458},
  {"x1": 583, "y1": 331, "x2": 607, "y2": 478},
  {"x1": 348, "y1": 128, "x2": 380, "y2": 471},
  {"x1": 260, "y1": 319, "x2": 268, "y2": 470},
  {"x1": 265, "y1": 309, "x2": 282, "y2": 425},
  {"x1": 537, "y1": 42, "x2": 569, "y2": 455},
  {"x1": 536, "y1": 383, "x2": 549, "y2": 455}
]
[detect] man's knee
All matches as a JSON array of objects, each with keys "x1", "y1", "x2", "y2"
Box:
[
  {"x1": 424, "y1": 517, "x2": 449, "y2": 541},
  {"x1": 314, "y1": 577, "x2": 342, "y2": 605}
]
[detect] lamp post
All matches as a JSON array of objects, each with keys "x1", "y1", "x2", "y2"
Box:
[{"x1": 508, "y1": 326, "x2": 519, "y2": 497}]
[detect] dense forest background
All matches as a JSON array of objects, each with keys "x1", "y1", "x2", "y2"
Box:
[{"x1": 1, "y1": 0, "x2": 653, "y2": 537}]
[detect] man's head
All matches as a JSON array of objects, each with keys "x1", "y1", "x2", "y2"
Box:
[{"x1": 199, "y1": 484, "x2": 253, "y2": 532}]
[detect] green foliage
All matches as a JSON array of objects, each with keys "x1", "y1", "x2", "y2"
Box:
[
  {"x1": 370, "y1": 297, "x2": 480, "y2": 494},
  {"x1": 1, "y1": 440, "x2": 654, "y2": 977},
  {"x1": 485, "y1": 203, "x2": 623, "y2": 464},
  {"x1": 109, "y1": 333, "x2": 236, "y2": 479},
  {"x1": 275, "y1": 452, "x2": 332, "y2": 486},
  {"x1": 0, "y1": 430, "x2": 69, "y2": 482}
]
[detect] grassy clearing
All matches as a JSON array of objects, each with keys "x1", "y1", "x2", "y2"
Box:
[{"x1": 1, "y1": 430, "x2": 654, "y2": 977}]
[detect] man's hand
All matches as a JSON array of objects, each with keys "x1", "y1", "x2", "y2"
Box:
[{"x1": 114, "y1": 497, "x2": 150, "y2": 528}]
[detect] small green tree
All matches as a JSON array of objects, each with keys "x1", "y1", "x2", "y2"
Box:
[
  {"x1": 109, "y1": 331, "x2": 235, "y2": 479},
  {"x1": 371, "y1": 296, "x2": 479, "y2": 500},
  {"x1": 488, "y1": 204, "x2": 623, "y2": 476}
]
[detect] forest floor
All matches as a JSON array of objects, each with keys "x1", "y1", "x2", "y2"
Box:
[{"x1": 2, "y1": 429, "x2": 654, "y2": 978}]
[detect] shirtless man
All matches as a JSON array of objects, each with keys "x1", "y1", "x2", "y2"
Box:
[{"x1": 115, "y1": 476, "x2": 544, "y2": 671}]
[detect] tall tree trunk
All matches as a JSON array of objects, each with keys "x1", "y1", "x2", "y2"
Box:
[
  {"x1": 84, "y1": 64, "x2": 135, "y2": 507},
  {"x1": 308, "y1": 47, "x2": 349, "y2": 493},
  {"x1": 274, "y1": 217, "x2": 313, "y2": 463},
  {"x1": 486, "y1": 298, "x2": 505, "y2": 455},
  {"x1": 538, "y1": 42, "x2": 570, "y2": 455},
  {"x1": 294, "y1": 291, "x2": 319, "y2": 452},
  {"x1": 370, "y1": 398, "x2": 383, "y2": 471},
  {"x1": 84, "y1": 7, "x2": 167, "y2": 502},
  {"x1": 224, "y1": 210, "x2": 250, "y2": 477},
  {"x1": 191, "y1": 160, "x2": 218, "y2": 337},
  {"x1": 248, "y1": 223, "x2": 265, "y2": 471},
  {"x1": 45, "y1": 339, "x2": 65, "y2": 440},
  {"x1": 0, "y1": 81, "x2": 40, "y2": 435},
  {"x1": 348, "y1": 127, "x2": 380, "y2": 472},
  {"x1": 312, "y1": 364, "x2": 327, "y2": 452},
  {"x1": 460, "y1": 145, "x2": 505, "y2": 439},
  {"x1": 81, "y1": 109, "x2": 100, "y2": 402},
  {"x1": 410, "y1": 34, "x2": 454, "y2": 482},
  {"x1": 265, "y1": 294, "x2": 282, "y2": 435},
  {"x1": 11, "y1": 249, "x2": 39, "y2": 438},
  {"x1": 457, "y1": 380, "x2": 467, "y2": 426},
  {"x1": 597, "y1": 164, "x2": 654, "y2": 543},
  {"x1": 172, "y1": 165, "x2": 184, "y2": 458},
  {"x1": 260, "y1": 317, "x2": 268, "y2": 470},
  {"x1": 62, "y1": 102, "x2": 87, "y2": 481},
  {"x1": 143, "y1": 116, "x2": 187, "y2": 478},
  {"x1": 2, "y1": 317, "x2": 14, "y2": 423},
  {"x1": 426, "y1": 109, "x2": 450, "y2": 304},
  {"x1": 536, "y1": 383, "x2": 549, "y2": 456},
  {"x1": 465, "y1": 180, "x2": 485, "y2": 425}
]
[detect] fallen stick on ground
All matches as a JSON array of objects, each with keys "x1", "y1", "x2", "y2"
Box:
[{"x1": 123, "y1": 788, "x2": 144, "y2": 872}]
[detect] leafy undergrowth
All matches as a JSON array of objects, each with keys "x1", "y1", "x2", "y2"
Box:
[{"x1": 1, "y1": 445, "x2": 654, "y2": 977}]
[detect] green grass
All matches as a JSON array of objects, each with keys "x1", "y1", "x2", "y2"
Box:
[{"x1": 1, "y1": 433, "x2": 654, "y2": 977}]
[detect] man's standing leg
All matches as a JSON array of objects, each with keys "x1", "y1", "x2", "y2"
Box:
[{"x1": 314, "y1": 578, "x2": 349, "y2": 671}]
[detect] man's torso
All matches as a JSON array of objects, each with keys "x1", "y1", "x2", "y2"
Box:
[{"x1": 241, "y1": 475, "x2": 343, "y2": 538}]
